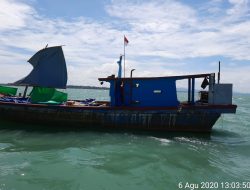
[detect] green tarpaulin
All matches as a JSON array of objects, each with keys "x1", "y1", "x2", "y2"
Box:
[
  {"x1": 30, "y1": 87, "x2": 67, "y2": 104},
  {"x1": 0, "y1": 86, "x2": 17, "y2": 96}
]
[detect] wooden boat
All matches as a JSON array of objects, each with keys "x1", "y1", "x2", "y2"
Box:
[{"x1": 0, "y1": 46, "x2": 237, "y2": 132}]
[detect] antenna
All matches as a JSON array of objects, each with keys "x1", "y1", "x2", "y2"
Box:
[{"x1": 218, "y1": 61, "x2": 221, "y2": 84}]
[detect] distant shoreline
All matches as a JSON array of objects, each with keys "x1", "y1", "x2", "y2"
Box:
[
  {"x1": 0, "y1": 84, "x2": 109, "y2": 90},
  {"x1": 67, "y1": 85, "x2": 109, "y2": 90}
]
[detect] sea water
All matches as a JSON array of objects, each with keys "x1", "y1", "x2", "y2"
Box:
[{"x1": 0, "y1": 89, "x2": 249, "y2": 190}]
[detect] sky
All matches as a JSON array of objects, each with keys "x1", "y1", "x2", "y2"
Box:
[{"x1": 0, "y1": 0, "x2": 250, "y2": 92}]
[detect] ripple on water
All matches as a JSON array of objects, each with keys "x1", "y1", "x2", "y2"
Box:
[
  {"x1": 208, "y1": 148, "x2": 250, "y2": 180},
  {"x1": 148, "y1": 137, "x2": 171, "y2": 146},
  {"x1": 0, "y1": 143, "x2": 12, "y2": 151}
]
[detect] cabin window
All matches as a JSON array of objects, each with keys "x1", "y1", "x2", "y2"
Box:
[
  {"x1": 176, "y1": 77, "x2": 208, "y2": 104},
  {"x1": 153, "y1": 90, "x2": 162, "y2": 94}
]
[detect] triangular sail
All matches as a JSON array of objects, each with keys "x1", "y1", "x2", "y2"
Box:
[{"x1": 14, "y1": 46, "x2": 68, "y2": 89}]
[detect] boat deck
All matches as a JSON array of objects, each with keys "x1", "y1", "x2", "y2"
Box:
[{"x1": 0, "y1": 96, "x2": 237, "y2": 113}]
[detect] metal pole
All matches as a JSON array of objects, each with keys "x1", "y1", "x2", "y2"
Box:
[
  {"x1": 192, "y1": 78, "x2": 195, "y2": 104},
  {"x1": 23, "y1": 85, "x2": 28, "y2": 98},
  {"x1": 188, "y1": 78, "x2": 191, "y2": 103},
  {"x1": 130, "y1": 69, "x2": 135, "y2": 78},
  {"x1": 218, "y1": 61, "x2": 220, "y2": 84},
  {"x1": 124, "y1": 37, "x2": 126, "y2": 78}
]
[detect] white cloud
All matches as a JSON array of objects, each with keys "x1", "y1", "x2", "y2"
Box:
[
  {"x1": 0, "y1": 0, "x2": 250, "y2": 93},
  {"x1": 106, "y1": 0, "x2": 197, "y2": 32},
  {"x1": 227, "y1": 0, "x2": 249, "y2": 18},
  {"x1": 106, "y1": 0, "x2": 250, "y2": 61},
  {"x1": 0, "y1": 1, "x2": 124, "y2": 85},
  {"x1": 0, "y1": 0, "x2": 34, "y2": 30}
]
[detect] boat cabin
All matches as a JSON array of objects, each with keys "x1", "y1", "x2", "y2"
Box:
[{"x1": 99, "y1": 73, "x2": 233, "y2": 107}]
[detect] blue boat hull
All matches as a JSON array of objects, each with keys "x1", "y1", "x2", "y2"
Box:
[{"x1": 0, "y1": 102, "x2": 236, "y2": 132}]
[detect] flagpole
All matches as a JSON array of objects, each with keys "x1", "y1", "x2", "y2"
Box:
[{"x1": 123, "y1": 36, "x2": 126, "y2": 78}]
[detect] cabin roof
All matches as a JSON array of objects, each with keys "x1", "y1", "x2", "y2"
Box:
[{"x1": 99, "y1": 73, "x2": 213, "y2": 81}]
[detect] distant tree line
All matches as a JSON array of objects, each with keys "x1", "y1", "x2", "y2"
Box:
[
  {"x1": 0, "y1": 83, "x2": 109, "y2": 90},
  {"x1": 66, "y1": 85, "x2": 109, "y2": 90}
]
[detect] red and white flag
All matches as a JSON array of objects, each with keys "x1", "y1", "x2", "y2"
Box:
[{"x1": 124, "y1": 36, "x2": 129, "y2": 45}]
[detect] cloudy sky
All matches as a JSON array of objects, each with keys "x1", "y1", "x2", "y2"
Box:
[{"x1": 0, "y1": 0, "x2": 250, "y2": 92}]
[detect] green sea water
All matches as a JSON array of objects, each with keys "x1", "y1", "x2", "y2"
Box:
[{"x1": 0, "y1": 89, "x2": 249, "y2": 190}]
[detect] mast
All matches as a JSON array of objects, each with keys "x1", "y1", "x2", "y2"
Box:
[
  {"x1": 123, "y1": 36, "x2": 129, "y2": 78},
  {"x1": 124, "y1": 37, "x2": 126, "y2": 78}
]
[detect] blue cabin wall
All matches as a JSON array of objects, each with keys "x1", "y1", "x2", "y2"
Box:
[
  {"x1": 109, "y1": 78, "x2": 179, "y2": 107},
  {"x1": 131, "y1": 78, "x2": 178, "y2": 107}
]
